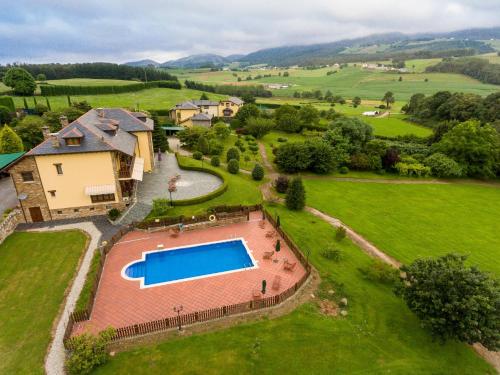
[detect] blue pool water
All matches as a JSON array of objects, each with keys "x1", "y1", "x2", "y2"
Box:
[{"x1": 124, "y1": 239, "x2": 254, "y2": 286}]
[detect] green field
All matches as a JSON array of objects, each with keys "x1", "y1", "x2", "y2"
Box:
[
  {"x1": 361, "y1": 115, "x2": 433, "y2": 138},
  {"x1": 303, "y1": 179, "x2": 500, "y2": 275},
  {"x1": 13, "y1": 88, "x2": 226, "y2": 111},
  {"x1": 174, "y1": 65, "x2": 499, "y2": 100},
  {"x1": 94, "y1": 205, "x2": 492, "y2": 374},
  {"x1": 45, "y1": 78, "x2": 139, "y2": 86},
  {"x1": 0, "y1": 231, "x2": 87, "y2": 374}
]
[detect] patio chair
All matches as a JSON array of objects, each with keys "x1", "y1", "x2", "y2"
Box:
[
  {"x1": 283, "y1": 260, "x2": 297, "y2": 272},
  {"x1": 252, "y1": 289, "x2": 262, "y2": 299},
  {"x1": 265, "y1": 230, "x2": 275, "y2": 238},
  {"x1": 272, "y1": 275, "x2": 281, "y2": 291},
  {"x1": 263, "y1": 251, "x2": 274, "y2": 260},
  {"x1": 259, "y1": 221, "x2": 266, "y2": 229}
]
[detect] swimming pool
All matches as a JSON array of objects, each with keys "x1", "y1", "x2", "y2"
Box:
[{"x1": 122, "y1": 238, "x2": 257, "y2": 288}]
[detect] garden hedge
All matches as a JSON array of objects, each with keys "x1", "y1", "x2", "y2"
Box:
[
  {"x1": 171, "y1": 153, "x2": 228, "y2": 206},
  {"x1": 40, "y1": 80, "x2": 181, "y2": 96},
  {"x1": 0, "y1": 96, "x2": 15, "y2": 112}
]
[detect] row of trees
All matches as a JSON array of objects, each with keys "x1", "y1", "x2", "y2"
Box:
[
  {"x1": 184, "y1": 80, "x2": 272, "y2": 98},
  {"x1": 0, "y1": 63, "x2": 177, "y2": 82},
  {"x1": 426, "y1": 57, "x2": 500, "y2": 85},
  {"x1": 40, "y1": 80, "x2": 181, "y2": 96}
]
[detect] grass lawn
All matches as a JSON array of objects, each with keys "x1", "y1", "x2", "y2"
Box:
[
  {"x1": 303, "y1": 179, "x2": 500, "y2": 275},
  {"x1": 360, "y1": 115, "x2": 433, "y2": 138},
  {"x1": 45, "y1": 78, "x2": 138, "y2": 86},
  {"x1": 166, "y1": 155, "x2": 263, "y2": 217},
  {"x1": 218, "y1": 133, "x2": 262, "y2": 171},
  {"x1": 13, "y1": 88, "x2": 226, "y2": 111},
  {"x1": 93, "y1": 204, "x2": 492, "y2": 374},
  {"x1": 0, "y1": 231, "x2": 88, "y2": 374}
]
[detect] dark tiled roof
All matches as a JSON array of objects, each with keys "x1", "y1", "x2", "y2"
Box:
[
  {"x1": 191, "y1": 113, "x2": 212, "y2": 121},
  {"x1": 227, "y1": 96, "x2": 244, "y2": 105},
  {"x1": 174, "y1": 101, "x2": 199, "y2": 110},
  {"x1": 27, "y1": 108, "x2": 152, "y2": 157},
  {"x1": 190, "y1": 99, "x2": 219, "y2": 106}
]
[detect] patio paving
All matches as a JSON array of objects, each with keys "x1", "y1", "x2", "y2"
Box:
[{"x1": 74, "y1": 211, "x2": 306, "y2": 334}]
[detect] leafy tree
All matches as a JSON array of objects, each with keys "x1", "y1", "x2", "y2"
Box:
[
  {"x1": 274, "y1": 104, "x2": 300, "y2": 132},
  {"x1": 274, "y1": 175, "x2": 289, "y2": 193},
  {"x1": 65, "y1": 328, "x2": 115, "y2": 375},
  {"x1": 36, "y1": 73, "x2": 46, "y2": 82},
  {"x1": 213, "y1": 122, "x2": 230, "y2": 139},
  {"x1": 241, "y1": 93, "x2": 256, "y2": 104},
  {"x1": 178, "y1": 126, "x2": 209, "y2": 148},
  {"x1": 286, "y1": 177, "x2": 305, "y2": 210},
  {"x1": 352, "y1": 96, "x2": 361, "y2": 107},
  {"x1": 210, "y1": 156, "x2": 220, "y2": 166},
  {"x1": 197, "y1": 135, "x2": 210, "y2": 155},
  {"x1": 208, "y1": 139, "x2": 223, "y2": 155},
  {"x1": 0, "y1": 105, "x2": 12, "y2": 124},
  {"x1": 227, "y1": 158, "x2": 239, "y2": 174},
  {"x1": 199, "y1": 92, "x2": 209, "y2": 100},
  {"x1": 0, "y1": 125, "x2": 24, "y2": 153},
  {"x1": 381, "y1": 91, "x2": 395, "y2": 108},
  {"x1": 71, "y1": 100, "x2": 92, "y2": 112},
  {"x1": 3, "y1": 67, "x2": 37, "y2": 95},
  {"x1": 275, "y1": 142, "x2": 311, "y2": 173},
  {"x1": 283, "y1": 71, "x2": 289, "y2": 77},
  {"x1": 480, "y1": 92, "x2": 500, "y2": 123},
  {"x1": 382, "y1": 147, "x2": 400, "y2": 170},
  {"x1": 251, "y1": 163, "x2": 265, "y2": 180},
  {"x1": 14, "y1": 115, "x2": 45, "y2": 149},
  {"x1": 298, "y1": 104, "x2": 320, "y2": 127},
  {"x1": 324, "y1": 90, "x2": 333, "y2": 102},
  {"x1": 306, "y1": 138, "x2": 336, "y2": 174},
  {"x1": 245, "y1": 117, "x2": 274, "y2": 139},
  {"x1": 234, "y1": 104, "x2": 260, "y2": 125},
  {"x1": 424, "y1": 153, "x2": 462, "y2": 177},
  {"x1": 150, "y1": 113, "x2": 169, "y2": 152},
  {"x1": 326, "y1": 117, "x2": 373, "y2": 153},
  {"x1": 433, "y1": 120, "x2": 500, "y2": 178},
  {"x1": 226, "y1": 147, "x2": 240, "y2": 162},
  {"x1": 396, "y1": 254, "x2": 499, "y2": 351}
]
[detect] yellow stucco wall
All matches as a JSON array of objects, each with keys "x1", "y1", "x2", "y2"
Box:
[
  {"x1": 132, "y1": 131, "x2": 154, "y2": 172},
  {"x1": 218, "y1": 101, "x2": 241, "y2": 117},
  {"x1": 35, "y1": 152, "x2": 117, "y2": 209},
  {"x1": 173, "y1": 108, "x2": 200, "y2": 124}
]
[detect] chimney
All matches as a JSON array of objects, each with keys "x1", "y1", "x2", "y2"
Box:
[
  {"x1": 59, "y1": 115, "x2": 69, "y2": 128},
  {"x1": 50, "y1": 134, "x2": 60, "y2": 148},
  {"x1": 42, "y1": 126, "x2": 51, "y2": 140},
  {"x1": 97, "y1": 108, "x2": 104, "y2": 117}
]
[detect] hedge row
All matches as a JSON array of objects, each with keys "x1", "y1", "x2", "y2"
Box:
[
  {"x1": 40, "y1": 80, "x2": 181, "y2": 96},
  {"x1": 170, "y1": 153, "x2": 228, "y2": 206},
  {"x1": 0, "y1": 96, "x2": 15, "y2": 112}
]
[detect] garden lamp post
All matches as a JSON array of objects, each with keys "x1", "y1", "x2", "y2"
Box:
[{"x1": 173, "y1": 305, "x2": 183, "y2": 330}]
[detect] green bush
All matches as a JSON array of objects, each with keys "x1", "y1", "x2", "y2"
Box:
[
  {"x1": 0, "y1": 96, "x2": 15, "y2": 112},
  {"x1": 107, "y1": 208, "x2": 120, "y2": 221},
  {"x1": 151, "y1": 199, "x2": 171, "y2": 216},
  {"x1": 335, "y1": 226, "x2": 347, "y2": 241},
  {"x1": 74, "y1": 250, "x2": 102, "y2": 313},
  {"x1": 286, "y1": 177, "x2": 305, "y2": 210},
  {"x1": 65, "y1": 328, "x2": 115, "y2": 375},
  {"x1": 359, "y1": 260, "x2": 399, "y2": 285},
  {"x1": 210, "y1": 156, "x2": 220, "y2": 166},
  {"x1": 227, "y1": 159, "x2": 240, "y2": 174},
  {"x1": 252, "y1": 163, "x2": 265, "y2": 180},
  {"x1": 192, "y1": 151, "x2": 203, "y2": 160},
  {"x1": 321, "y1": 247, "x2": 342, "y2": 261},
  {"x1": 277, "y1": 137, "x2": 288, "y2": 142},
  {"x1": 274, "y1": 175, "x2": 289, "y2": 193},
  {"x1": 339, "y1": 166, "x2": 349, "y2": 174},
  {"x1": 424, "y1": 153, "x2": 462, "y2": 177},
  {"x1": 226, "y1": 147, "x2": 240, "y2": 162}
]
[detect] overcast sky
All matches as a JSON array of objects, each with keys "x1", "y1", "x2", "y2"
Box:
[{"x1": 1, "y1": 0, "x2": 499, "y2": 64}]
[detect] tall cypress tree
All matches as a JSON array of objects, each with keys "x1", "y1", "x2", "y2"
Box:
[
  {"x1": 151, "y1": 113, "x2": 169, "y2": 152},
  {"x1": 0, "y1": 125, "x2": 24, "y2": 153},
  {"x1": 285, "y1": 177, "x2": 305, "y2": 210}
]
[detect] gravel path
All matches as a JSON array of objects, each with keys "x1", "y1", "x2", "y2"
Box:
[{"x1": 21, "y1": 222, "x2": 104, "y2": 375}]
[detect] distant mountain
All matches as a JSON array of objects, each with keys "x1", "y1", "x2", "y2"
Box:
[
  {"x1": 124, "y1": 59, "x2": 160, "y2": 67},
  {"x1": 240, "y1": 27, "x2": 500, "y2": 66},
  {"x1": 160, "y1": 54, "x2": 227, "y2": 68}
]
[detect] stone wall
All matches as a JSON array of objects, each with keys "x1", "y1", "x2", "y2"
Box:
[
  {"x1": 9, "y1": 156, "x2": 52, "y2": 223},
  {"x1": 50, "y1": 202, "x2": 126, "y2": 220},
  {"x1": 0, "y1": 208, "x2": 24, "y2": 245}
]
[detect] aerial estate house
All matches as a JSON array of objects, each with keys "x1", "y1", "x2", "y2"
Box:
[
  {"x1": 6, "y1": 108, "x2": 154, "y2": 223},
  {"x1": 170, "y1": 97, "x2": 244, "y2": 127}
]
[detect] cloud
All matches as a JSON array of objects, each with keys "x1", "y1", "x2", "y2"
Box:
[{"x1": 0, "y1": 0, "x2": 499, "y2": 64}]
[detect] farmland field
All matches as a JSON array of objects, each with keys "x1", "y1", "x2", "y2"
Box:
[
  {"x1": 13, "y1": 88, "x2": 226, "y2": 111},
  {"x1": 361, "y1": 115, "x2": 433, "y2": 138},
  {"x1": 94, "y1": 205, "x2": 493, "y2": 375},
  {"x1": 303, "y1": 179, "x2": 500, "y2": 275}
]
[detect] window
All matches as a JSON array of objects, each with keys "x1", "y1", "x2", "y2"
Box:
[
  {"x1": 65, "y1": 138, "x2": 81, "y2": 146},
  {"x1": 21, "y1": 171, "x2": 34, "y2": 182},
  {"x1": 89, "y1": 207, "x2": 95, "y2": 211},
  {"x1": 90, "y1": 194, "x2": 116, "y2": 203},
  {"x1": 203, "y1": 105, "x2": 209, "y2": 109},
  {"x1": 57, "y1": 210, "x2": 63, "y2": 214},
  {"x1": 54, "y1": 163, "x2": 63, "y2": 175},
  {"x1": 48, "y1": 190, "x2": 56, "y2": 197},
  {"x1": 74, "y1": 208, "x2": 79, "y2": 213}
]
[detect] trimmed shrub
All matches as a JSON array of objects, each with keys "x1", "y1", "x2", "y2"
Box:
[
  {"x1": 339, "y1": 166, "x2": 349, "y2": 174},
  {"x1": 252, "y1": 163, "x2": 265, "y2": 180},
  {"x1": 286, "y1": 177, "x2": 305, "y2": 210},
  {"x1": 0, "y1": 96, "x2": 15, "y2": 112},
  {"x1": 210, "y1": 156, "x2": 220, "y2": 166},
  {"x1": 0, "y1": 125, "x2": 24, "y2": 153},
  {"x1": 65, "y1": 328, "x2": 115, "y2": 375},
  {"x1": 107, "y1": 208, "x2": 121, "y2": 221},
  {"x1": 192, "y1": 151, "x2": 203, "y2": 160},
  {"x1": 424, "y1": 153, "x2": 462, "y2": 177},
  {"x1": 321, "y1": 247, "x2": 342, "y2": 262},
  {"x1": 226, "y1": 147, "x2": 240, "y2": 162},
  {"x1": 227, "y1": 159, "x2": 239, "y2": 174},
  {"x1": 274, "y1": 175, "x2": 289, "y2": 193},
  {"x1": 335, "y1": 226, "x2": 347, "y2": 241}
]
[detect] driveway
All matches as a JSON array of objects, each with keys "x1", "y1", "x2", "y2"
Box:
[{"x1": 0, "y1": 176, "x2": 18, "y2": 216}]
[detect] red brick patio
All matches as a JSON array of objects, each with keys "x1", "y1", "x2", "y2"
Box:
[{"x1": 74, "y1": 211, "x2": 306, "y2": 335}]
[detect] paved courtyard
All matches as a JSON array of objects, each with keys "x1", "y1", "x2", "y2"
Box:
[
  {"x1": 119, "y1": 152, "x2": 223, "y2": 224},
  {"x1": 0, "y1": 177, "x2": 18, "y2": 216},
  {"x1": 74, "y1": 211, "x2": 306, "y2": 334}
]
